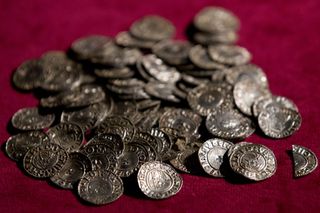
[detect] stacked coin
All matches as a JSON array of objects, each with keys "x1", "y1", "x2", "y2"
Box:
[{"x1": 5, "y1": 6, "x2": 310, "y2": 206}]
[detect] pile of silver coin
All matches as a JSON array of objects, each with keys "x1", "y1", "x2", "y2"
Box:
[{"x1": 5, "y1": 6, "x2": 318, "y2": 205}]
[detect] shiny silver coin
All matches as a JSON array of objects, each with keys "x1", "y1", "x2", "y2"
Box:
[
  {"x1": 227, "y1": 141, "x2": 252, "y2": 158},
  {"x1": 78, "y1": 170, "x2": 123, "y2": 205},
  {"x1": 187, "y1": 83, "x2": 233, "y2": 116},
  {"x1": 47, "y1": 123, "x2": 84, "y2": 152},
  {"x1": 189, "y1": 45, "x2": 226, "y2": 70},
  {"x1": 170, "y1": 148, "x2": 197, "y2": 173},
  {"x1": 80, "y1": 143, "x2": 117, "y2": 171},
  {"x1": 11, "y1": 107, "x2": 55, "y2": 130},
  {"x1": 115, "y1": 31, "x2": 156, "y2": 49},
  {"x1": 94, "y1": 67, "x2": 135, "y2": 79},
  {"x1": 144, "y1": 82, "x2": 181, "y2": 103},
  {"x1": 224, "y1": 64, "x2": 268, "y2": 87},
  {"x1": 229, "y1": 143, "x2": 277, "y2": 181},
  {"x1": 50, "y1": 152, "x2": 92, "y2": 189},
  {"x1": 193, "y1": 30, "x2": 238, "y2": 45},
  {"x1": 206, "y1": 107, "x2": 255, "y2": 140},
  {"x1": 252, "y1": 95, "x2": 298, "y2": 117},
  {"x1": 5, "y1": 131, "x2": 50, "y2": 161},
  {"x1": 208, "y1": 44, "x2": 251, "y2": 66},
  {"x1": 193, "y1": 6, "x2": 239, "y2": 33},
  {"x1": 130, "y1": 15, "x2": 175, "y2": 41},
  {"x1": 13, "y1": 59, "x2": 45, "y2": 90},
  {"x1": 292, "y1": 145, "x2": 318, "y2": 178},
  {"x1": 23, "y1": 143, "x2": 68, "y2": 178},
  {"x1": 152, "y1": 40, "x2": 192, "y2": 65},
  {"x1": 137, "y1": 161, "x2": 183, "y2": 199},
  {"x1": 198, "y1": 138, "x2": 233, "y2": 177},
  {"x1": 86, "y1": 133, "x2": 124, "y2": 156},
  {"x1": 233, "y1": 78, "x2": 271, "y2": 116}
]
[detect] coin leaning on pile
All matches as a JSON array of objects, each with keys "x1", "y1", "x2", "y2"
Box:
[{"x1": 4, "y1": 6, "x2": 316, "y2": 206}]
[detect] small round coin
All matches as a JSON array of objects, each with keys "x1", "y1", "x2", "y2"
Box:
[
  {"x1": 198, "y1": 138, "x2": 233, "y2": 177},
  {"x1": 229, "y1": 143, "x2": 277, "y2": 181},
  {"x1": 78, "y1": 170, "x2": 123, "y2": 205},
  {"x1": 292, "y1": 145, "x2": 318, "y2": 178},
  {"x1": 137, "y1": 161, "x2": 183, "y2": 199},
  {"x1": 189, "y1": 45, "x2": 226, "y2": 70}
]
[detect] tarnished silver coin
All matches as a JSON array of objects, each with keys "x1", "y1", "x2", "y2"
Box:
[
  {"x1": 47, "y1": 123, "x2": 84, "y2": 152},
  {"x1": 258, "y1": 107, "x2": 301, "y2": 139},
  {"x1": 193, "y1": 7, "x2": 240, "y2": 33},
  {"x1": 78, "y1": 170, "x2": 123, "y2": 205},
  {"x1": 130, "y1": 15, "x2": 175, "y2": 41},
  {"x1": 208, "y1": 45, "x2": 251, "y2": 66},
  {"x1": 11, "y1": 107, "x2": 55, "y2": 130},
  {"x1": 13, "y1": 59, "x2": 45, "y2": 90},
  {"x1": 137, "y1": 161, "x2": 183, "y2": 199},
  {"x1": 233, "y1": 78, "x2": 271, "y2": 116},
  {"x1": 50, "y1": 152, "x2": 92, "y2": 189},
  {"x1": 189, "y1": 45, "x2": 226, "y2": 70},
  {"x1": 5, "y1": 131, "x2": 50, "y2": 161},
  {"x1": 193, "y1": 30, "x2": 238, "y2": 45},
  {"x1": 292, "y1": 145, "x2": 318, "y2": 178},
  {"x1": 86, "y1": 133, "x2": 124, "y2": 156},
  {"x1": 206, "y1": 107, "x2": 255, "y2": 140},
  {"x1": 152, "y1": 40, "x2": 191, "y2": 65},
  {"x1": 253, "y1": 95, "x2": 298, "y2": 117},
  {"x1": 23, "y1": 143, "x2": 68, "y2": 178},
  {"x1": 115, "y1": 31, "x2": 156, "y2": 49},
  {"x1": 144, "y1": 82, "x2": 181, "y2": 103},
  {"x1": 95, "y1": 67, "x2": 135, "y2": 79},
  {"x1": 187, "y1": 83, "x2": 233, "y2": 116},
  {"x1": 198, "y1": 138, "x2": 233, "y2": 177},
  {"x1": 229, "y1": 143, "x2": 277, "y2": 181}
]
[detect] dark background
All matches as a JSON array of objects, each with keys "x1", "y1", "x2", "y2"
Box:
[{"x1": 1, "y1": 0, "x2": 320, "y2": 212}]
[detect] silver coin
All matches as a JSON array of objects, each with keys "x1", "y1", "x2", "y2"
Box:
[
  {"x1": 193, "y1": 30, "x2": 238, "y2": 45},
  {"x1": 198, "y1": 138, "x2": 233, "y2": 177},
  {"x1": 130, "y1": 15, "x2": 175, "y2": 41},
  {"x1": 5, "y1": 131, "x2": 50, "y2": 161},
  {"x1": 229, "y1": 143, "x2": 277, "y2": 181},
  {"x1": 233, "y1": 78, "x2": 271, "y2": 116},
  {"x1": 144, "y1": 82, "x2": 181, "y2": 103},
  {"x1": 292, "y1": 145, "x2": 318, "y2": 178},
  {"x1": 187, "y1": 83, "x2": 233, "y2": 116},
  {"x1": 47, "y1": 123, "x2": 84, "y2": 152},
  {"x1": 206, "y1": 107, "x2": 255, "y2": 140},
  {"x1": 152, "y1": 40, "x2": 192, "y2": 65},
  {"x1": 86, "y1": 133, "x2": 124, "y2": 156},
  {"x1": 11, "y1": 107, "x2": 55, "y2": 130},
  {"x1": 227, "y1": 141, "x2": 252, "y2": 158},
  {"x1": 258, "y1": 107, "x2": 302, "y2": 139},
  {"x1": 50, "y1": 152, "x2": 92, "y2": 189},
  {"x1": 115, "y1": 31, "x2": 156, "y2": 49},
  {"x1": 23, "y1": 143, "x2": 68, "y2": 178},
  {"x1": 189, "y1": 45, "x2": 226, "y2": 70},
  {"x1": 208, "y1": 45, "x2": 251, "y2": 66},
  {"x1": 94, "y1": 67, "x2": 135, "y2": 79},
  {"x1": 137, "y1": 161, "x2": 183, "y2": 199},
  {"x1": 78, "y1": 170, "x2": 123, "y2": 205},
  {"x1": 170, "y1": 148, "x2": 197, "y2": 173},
  {"x1": 149, "y1": 128, "x2": 172, "y2": 157},
  {"x1": 252, "y1": 95, "x2": 298, "y2": 117},
  {"x1": 193, "y1": 7, "x2": 239, "y2": 33}
]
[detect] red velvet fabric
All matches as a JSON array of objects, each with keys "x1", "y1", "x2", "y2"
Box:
[{"x1": 1, "y1": 0, "x2": 320, "y2": 212}]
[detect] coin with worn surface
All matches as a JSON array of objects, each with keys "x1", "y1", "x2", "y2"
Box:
[
  {"x1": 86, "y1": 133, "x2": 124, "y2": 156},
  {"x1": 258, "y1": 107, "x2": 301, "y2": 139},
  {"x1": 138, "y1": 161, "x2": 183, "y2": 199},
  {"x1": 11, "y1": 107, "x2": 55, "y2": 130},
  {"x1": 130, "y1": 15, "x2": 175, "y2": 41},
  {"x1": 144, "y1": 82, "x2": 181, "y2": 103},
  {"x1": 115, "y1": 31, "x2": 156, "y2": 49},
  {"x1": 47, "y1": 123, "x2": 84, "y2": 152},
  {"x1": 78, "y1": 170, "x2": 123, "y2": 205},
  {"x1": 5, "y1": 131, "x2": 50, "y2": 161},
  {"x1": 193, "y1": 30, "x2": 238, "y2": 45},
  {"x1": 189, "y1": 45, "x2": 226, "y2": 70},
  {"x1": 23, "y1": 143, "x2": 68, "y2": 178},
  {"x1": 292, "y1": 145, "x2": 318, "y2": 178},
  {"x1": 193, "y1": 7, "x2": 239, "y2": 33},
  {"x1": 50, "y1": 152, "x2": 92, "y2": 189},
  {"x1": 187, "y1": 83, "x2": 233, "y2": 116},
  {"x1": 229, "y1": 143, "x2": 277, "y2": 181},
  {"x1": 233, "y1": 78, "x2": 271, "y2": 116},
  {"x1": 208, "y1": 45, "x2": 251, "y2": 65},
  {"x1": 198, "y1": 138, "x2": 233, "y2": 177},
  {"x1": 206, "y1": 107, "x2": 255, "y2": 140}
]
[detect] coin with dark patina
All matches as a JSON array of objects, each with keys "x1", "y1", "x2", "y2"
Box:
[
  {"x1": 229, "y1": 143, "x2": 277, "y2": 181},
  {"x1": 189, "y1": 45, "x2": 226, "y2": 70},
  {"x1": 137, "y1": 161, "x2": 183, "y2": 199},
  {"x1": 78, "y1": 170, "x2": 123, "y2": 205},
  {"x1": 198, "y1": 138, "x2": 233, "y2": 177},
  {"x1": 292, "y1": 145, "x2": 318, "y2": 178},
  {"x1": 170, "y1": 148, "x2": 197, "y2": 173},
  {"x1": 208, "y1": 45, "x2": 251, "y2": 66},
  {"x1": 11, "y1": 107, "x2": 55, "y2": 130},
  {"x1": 23, "y1": 143, "x2": 68, "y2": 178},
  {"x1": 5, "y1": 131, "x2": 50, "y2": 161}
]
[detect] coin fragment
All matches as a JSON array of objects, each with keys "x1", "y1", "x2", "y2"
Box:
[{"x1": 292, "y1": 145, "x2": 318, "y2": 178}]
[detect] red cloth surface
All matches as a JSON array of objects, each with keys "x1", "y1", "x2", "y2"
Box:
[{"x1": 1, "y1": 0, "x2": 320, "y2": 212}]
